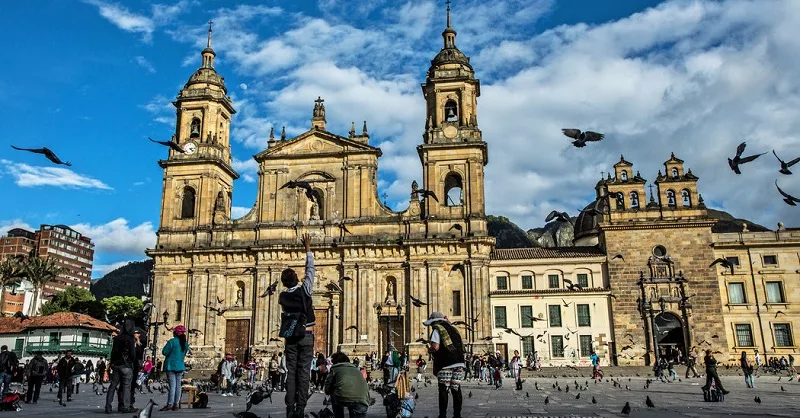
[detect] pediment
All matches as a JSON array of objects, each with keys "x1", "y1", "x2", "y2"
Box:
[{"x1": 256, "y1": 130, "x2": 380, "y2": 160}]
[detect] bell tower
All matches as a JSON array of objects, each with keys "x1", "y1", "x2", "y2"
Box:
[
  {"x1": 157, "y1": 22, "x2": 239, "y2": 237},
  {"x1": 418, "y1": 1, "x2": 488, "y2": 236}
]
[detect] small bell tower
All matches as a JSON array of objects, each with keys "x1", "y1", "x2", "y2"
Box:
[
  {"x1": 417, "y1": 1, "x2": 487, "y2": 236},
  {"x1": 157, "y1": 21, "x2": 239, "y2": 237}
]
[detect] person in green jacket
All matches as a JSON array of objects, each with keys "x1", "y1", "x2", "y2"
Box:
[
  {"x1": 160, "y1": 324, "x2": 189, "y2": 411},
  {"x1": 324, "y1": 352, "x2": 369, "y2": 418}
]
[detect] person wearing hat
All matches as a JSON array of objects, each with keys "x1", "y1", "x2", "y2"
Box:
[
  {"x1": 160, "y1": 324, "x2": 190, "y2": 411},
  {"x1": 278, "y1": 233, "x2": 315, "y2": 418},
  {"x1": 220, "y1": 353, "x2": 238, "y2": 396},
  {"x1": 423, "y1": 312, "x2": 465, "y2": 418}
]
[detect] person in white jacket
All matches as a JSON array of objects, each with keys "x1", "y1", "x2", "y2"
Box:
[{"x1": 220, "y1": 354, "x2": 238, "y2": 396}]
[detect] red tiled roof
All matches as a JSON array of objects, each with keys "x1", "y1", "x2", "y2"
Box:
[
  {"x1": 491, "y1": 247, "x2": 605, "y2": 260},
  {"x1": 0, "y1": 312, "x2": 117, "y2": 335}
]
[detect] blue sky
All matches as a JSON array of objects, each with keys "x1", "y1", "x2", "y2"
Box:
[{"x1": 2, "y1": 0, "x2": 799, "y2": 277}]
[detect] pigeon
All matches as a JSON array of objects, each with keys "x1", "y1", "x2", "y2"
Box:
[
  {"x1": 781, "y1": 385, "x2": 786, "y2": 392},
  {"x1": 611, "y1": 254, "x2": 625, "y2": 262},
  {"x1": 449, "y1": 224, "x2": 463, "y2": 233},
  {"x1": 480, "y1": 336, "x2": 497, "y2": 341},
  {"x1": 709, "y1": 258, "x2": 735, "y2": 274},
  {"x1": 561, "y1": 129, "x2": 604, "y2": 148},
  {"x1": 468, "y1": 391, "x2": 472, "y2": 398},
  {"x1": 622, "y1": 401, "x2": 631, "y2": 415},
  {"x1": 232, "y1": 413, "x2": 260, "y2": 418},
  {"x1": 776, "y1": 180, "x2": 800, "y2": 206},
  {"x1": 415, "y1": 338, "x2": 430, "y2": 344},
  {"x1": 544, "y1": 395, "x2": 549, "y2": 405},
  {"x1": 11, "y1": 145, "x2": 72, "y2": 165},
  {"x1": 754, "y1": 396, "x2": 761, "y2": 404},
  {"x1": 259, "y1": 280, "x2": 279, "y2": 298},
  {"x1": 417, "y1": 189, "x2": 439, "y2": 202},
  {"x1": 280, "y1": 180, "x2": 322, "y2": 203},
  {"x1": 12, "y1": 311, "x2": 29, "y2": 321},
  {"x1": 147, "y1": 137, "x2": 185, "y2": 154},
  {"x1": 338, "y1": 223, "x2": 352, "y2": 235},
  {"x1": 646, "y1": 396, "x2": 654, "y2": 408},
  {"x1": 575, "y1": 393, "x2": 581, "y2": 400},
  {"x1": 410, "y1": 295, "x2": 428, "y2": 307},
  {"x1": 525, "y1": 391, "x2": 529, "y2": 397},
  {"x1": 503, "y1": 328, "x2": 522, "y2": 337},
  {"x1": 562, "y1": 278, "x2": 583, "y2": 291},
  {"x1": 345, "y1": 325, "x2": 359, "y2": 332},
  {"x1": 775, "y1": 310, "x2": 786, "y2": 318},
  {"x1": 728, "y1": 142, "x2": 765, "y2": 174},
  {"x1": 773, "y1": 150, "x2": 800, "y2": 175},
  {"x1": 592, "y1": 396, "x2": 597, "y2": 404},
  {"x1": 545, "y1": 210, "x2": 570, "y2": 223},
  {"x1": 136, "y1": 399, "x2": 158, "y2": 418},
  {"x1": 561, "y1": 298, "x2": 574, "y2": 307}
]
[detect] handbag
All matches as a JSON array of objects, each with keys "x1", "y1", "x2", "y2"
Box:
[{"x1": 279, "y1": 290, "x2": 309, "y2": 339}]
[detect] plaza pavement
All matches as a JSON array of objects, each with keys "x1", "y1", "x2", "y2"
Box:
[{"x1": 12, "y1": 371, "x2": 800, "y2": 417}]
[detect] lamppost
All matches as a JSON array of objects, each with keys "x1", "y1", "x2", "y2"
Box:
[
  {"x1": 396, "y1": 304, "x2": 403, "y2": 351},
  {"x1": 149, "y1": 310, "x2": 170, "y2": 371},
  {"x1": 373, "y1": 303, "x2": 385, "y2": 352}
]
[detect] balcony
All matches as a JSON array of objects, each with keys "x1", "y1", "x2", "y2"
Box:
[{"x1": 25, "y1": 341, "x2": 112, "y2": 357}]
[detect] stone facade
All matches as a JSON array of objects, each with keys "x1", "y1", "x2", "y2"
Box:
[
  {"x1": 712, "y1": 229, "x2": 800, "y2": 361},
  {"x1": 488, "y1": 248, "x2": 612, "y2": 367},
  {"x1": 147, "y1": 19, "x2": 494, "y2": 367}
]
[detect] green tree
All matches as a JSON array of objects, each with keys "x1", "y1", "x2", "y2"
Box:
[
  {"x1": 0, "y1": 256, "x2": 26, "y2": 312},
  {"x1": 23, "y1": 256, "x2": 65, "y2": 316},
  {"x1": 102, "y1": 296, "x2": 144, "y2": 324},
  {"x1": 40, "y1": 286, "x2": 96, "y2": 316}
]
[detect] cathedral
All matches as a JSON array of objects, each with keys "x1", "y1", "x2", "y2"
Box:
[{"x1": 147, "y1": 11, "x2": 494, "y2": 366}]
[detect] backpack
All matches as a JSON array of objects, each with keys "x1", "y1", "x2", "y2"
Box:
[
  {"x1": 72, "y1": 362, "x2": 85, "y2": 375},
  {"x1": 234, "y1": 365, "x2": 243, "y2": 378},
  {"x1": 32, "y1": 359, "x2": 47, "y2": 377}
]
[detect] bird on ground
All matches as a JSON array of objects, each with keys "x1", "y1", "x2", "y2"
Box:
[
  {"x1": 280, "y1": 180, "x2": 322, "y2": 203},
  {"x1": 409, "y1": 295, "x2": 428, "y2": 307},
  {"x1": 776, "y1": 180, "x2": 800, "y2": 206},
  {"x1": 525, "y1": 391, "x2": 529, "y2": 397},
  {"x1": 611, "y1": 254, "x2": 624, "y2": 262},
  {"x1": 754, "y1": 396, "x2": 761, "y2": 404},
  {"x1": 11, "y1": 145, "x2": 72, "y2": 166},
  {"x1": 544, "y1": 396, "x2": 549, "y2": 405},
  {"x1": 621, "y1": 401, "x2": 631, "y2": 415},
  {"x1": 592, "y1": 396, "x2": 597, "y2": 404},
  {"x1": 259, "y1": 280, "x2": 279, "y2": 298},
  {"x1": 417, "y1": 189, "x2": 439, "y2": 202},
  {"x1": 646, "y1": 396, "x2": 654, "y2": 408},
  {"x1": 545, "y1": 210, "x2": 571, "y2": 223},
  {"x1": 232, "y1": 412, "x2": 260, "y2": 418},
  {"x1": 709, "y1": 258, "x2": 735, "y2": 275},
  {"x1": 345, "y1": 325, "x2": 359, "y2": 332},
  {"x1": 781, "y1": 385, "x2": 786, "y2": 392},
  {"x1": 561, "y1": 299, "x2": 574, "y2": 307},
  {"x1": 136, "y1": 399, "x2": 158, "y2": 418},
  {"x1": 561, "y1": 129, "x2": 604, "y2": 148},
  {"x1": 468, "y1": 391, "x2": 472, "y2": 398},
  {"x1": 773, "y1": 150, "x2": 800, "y2": 175},
  {"x1": 575, "y1": 393, "x2": 580, "y2": 399},
  {"x1": 147, "y1": 137, "x2": 185, "y2": 154},
  {"x1": 728, "y1": 142, "x2": 765, "y2": 174}
]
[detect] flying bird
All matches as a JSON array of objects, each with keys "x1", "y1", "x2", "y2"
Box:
[
  {"x1": 561, "y1": 129, "x2": 605, "y2": 148},
  {"x1": 561, "y1": 298, "x2": 574, "y2": 307},
  {"x1": 728, "y1": 142, "x2": 765, "y2": 174},
  {"x1": 280, "y1": 180, "x2": 322, "y2": 203},
  {"x1": 339, "y1": 223, "x2": 352, "y2": 235},
  {"x1": 148, "y1": 137, "x2": 186, "y2": 154},
  {"x1": 709, "y1": 258, "x2": 735, "y2": 275},
  {"x1": 775, "y1": 310, "x2": 786, "y2": 318},
  {"x1": 449, "y1": 224, "x2": 463, "y2": 233},
  {"x1": 773, "y1": 150, "x2": 800, "y2": 175},
  {"x1": 10, "y1": 145, "x2": 71, "y2": 166},
  {"x1": 268, "y1": 338, "x2": 281, "y2": 343},
  {"x1": 415, "y1": 338, "x2": 430, "y2": 344},
  {"x1": 409, "y1": 295, "x2": 428, "y2": 307},
  {"x1": 451, "y1": 321, "x2": 474, "y2": 332},
  {"x1": 416, "y1": 188, "x2": 439, "y2": 202},
  {"x1": 345, "y1": 325, "x2": 359, "y2": 332},
  {"x1": 776, "y1": 180, "x2": 800, "y2": 206},
  {"x1": 187, "y1": 328, "x2": 202, "y2": 336},
  {"x1": 562, "y1": 278, "x2": 583, "y2": 291},
  {"x1": 259, "y1": 280, "x2": 279, "y2": 298},
  {"x1": 137, "y1": 399, "x2": 158, "y2": 418},
  {"x1": 217, "y1": 296, "x2": 225, "y2": 304},
  {"x1": 545, "y1": 210, "x2": 571, "y2": 223},
  {"x1": 611, "y1": 254, "x2": 624, "y2": 262},
  {"x1": 503, "y1": 328, "x2": 521, "y2": 337},
  {"x1": 480, "y1": 336, "x2": 498, "y2": 341},
  {"x1": 12, "y1": 311, "x2": 29, "y2": 321}
]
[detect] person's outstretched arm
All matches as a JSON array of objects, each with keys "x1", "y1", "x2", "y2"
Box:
[{"x1": 301, "y1": 233, "x2": 315, "y2": 296}]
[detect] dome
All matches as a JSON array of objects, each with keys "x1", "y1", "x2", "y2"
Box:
[
  {"x1": 184, "y1": 66, "x2": 227, "y2": 93},
  {"x1": 573, "y1": 197, "x2": 608, "y2": 240},
  {"x1": 430, "y1": 46, "x2": 473, "y2": 70}
]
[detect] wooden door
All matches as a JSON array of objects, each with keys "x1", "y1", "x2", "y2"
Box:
[
  {"x1": 314, "y1": 308, "x2": 329, "y2": 355},
  {"x1": 225, "y1": 319, "x2": 250, "y2": 363}
]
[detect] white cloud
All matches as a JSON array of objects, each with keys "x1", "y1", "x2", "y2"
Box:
[
  {"x1": 71, "y1": 218, "x2": 156, "y2": 256},
  {"x1": 141, "y1": 95, "x2": 173, "y2": 125},
  {"x1": 134, "y1": 56, "x2": 156, "y2": 73},
  {"x1": 0, "y1": 219, "x2": 34, "y2": 235},
  {"x1": 232, "y1": 157, "x2": 259, "y2": 183},
  {"x1": 1, "y1": 159, "x2": 112, "y2": 190},
  {"x1": 84, "y1": 0, "x2": 191, "y2": 42},
  {"x1": 231, "y1": 206, "x2": 251, "y2": 218}
]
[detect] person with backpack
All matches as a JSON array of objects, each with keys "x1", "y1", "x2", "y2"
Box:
[
  {"x1": 0, "y1": 345, "x2": 19, "y2": 395},
  {"x1": 105, "y1": 319, "x2": 137, "y2": 414},
  {"x1": 220, "y1": 354, "x2": 238, "y2": 396},
  {"x1": 71, "y1": 357, "x2": 85, "y2": 394},
  {"x1": 24, "y1": 351, "x2": 47, "y2": 403},
  {"x1": 56, "y1": 350, "x2": 77, "y2": 405},
  {"x1": 423, "y1": 312, "x2": 465, "y2": 418},
  {"x1": 160, "y1": 324, "x2": 189, "y2": 411}
]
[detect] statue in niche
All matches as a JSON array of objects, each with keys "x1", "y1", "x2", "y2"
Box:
[
  {"x1": 650, "y1": 287, "x2": 658, "y2": 301},
  {"x1": 235, "y1": 286, "x2": 244, "y2": 307},
  {"x1": 310, "y1": 201, "x2": 320, "y2": 220},
  {"x1": 385, "y1": 278, "x2": 396, "y2": 305},
  {"x1": 215, "y1": 191, "x2": 225, "y2": 212}
]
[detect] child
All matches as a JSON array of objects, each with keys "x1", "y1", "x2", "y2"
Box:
[{"x1": 324, "y1": 352, "x2": 370, "y2": 418}]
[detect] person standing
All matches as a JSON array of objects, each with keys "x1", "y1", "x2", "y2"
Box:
[
  {"x1": 71, "y1": 357, "x2": 84, "y2": 394},
  {"x1": 105, "y1": 319, "x2": 137, "y2": 414},
  {"x1": 416, "y1": 355, "x2": 427, "y2": 382},
  {"x1": 510, "y1": 350, "x2": 522, "y2": 390},
  {"x1": 269, "y1": 354, "x2": 280, "y2": 389},
  {"x1": 685, "y1": 347, "x2": 701, "y2": 378},
  {"x1": 324, "y1": 352, "x2": 370, "y2": 418},
  {"x1": 702, "y1": 349, "x2": 729, "y2": 395},
  {"x1": 159, "y1": 325, "x2": 189, "y2": 411},
  {"x1": 740, "y1": 351, "x2": 755, "y2": 388},
  {"x1": 25, "y1": 351, "x2": 47, "y2": 404},
  {"x1": 0, "y1": 345, "x2": 19, "y2": 395},
  {"x1": 57, "y1": 350, "x2": 76, "y2": 405},
  {"x1": 424, "y1": 312, "x2": 465, "y2": 418},
  {"x1": 278, "y1": 352, "x2": 288, "y2": 391},
  {"x1": 754, "y1": 350, "x2": 762, "y2": 368},
  {"x1": 96, "y1": 357, "x2": 106, "y2": 384},
  {"x1": 247, "y1": 357, "x2": 258, "y2": 384},
  {"x1": 279, "y1": 233, "x2": 315, "y2": 418},
  {"x1": 219, "y1": 354, "x2": 238, "y2": 396}
]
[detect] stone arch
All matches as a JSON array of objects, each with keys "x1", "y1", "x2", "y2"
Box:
[
  {"x1": 666, "y1": 189, "x2": 677, "y2": 207},
  {"x1": 444, "y1": 99, "x2": 458, "y2": 122},
  {"x1": 235, "y1": 280, "x2": 245, "y2": 306},
  {"x1": 681, "y1": 189, "x2": 691, "y2": 207},
  {"x1": 444, "y1": 172, "x2": 463, "y2": 207},
  {"x1": 384, "y1": 276, "x2": 397, "y2": 305},
  {"x1": 671, "y1": 167, "x2": 679, "y2": 178},
  {"x1": 190, "y1": 117, "x2": 201, "y2": 138},
  {"x1": 181, "y1": 186, "x2": 196, "y2": 219},
  {"x1": 630, "y1": 191, "x2": 640, "y2": 209},
  {"x1": 620, "y1": 170, "x2": 628, "y2": 181}
]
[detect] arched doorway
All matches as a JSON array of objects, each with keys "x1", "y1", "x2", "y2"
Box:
[{"x1": 654, "y1": 312, "x2": 685, "y2": 357}]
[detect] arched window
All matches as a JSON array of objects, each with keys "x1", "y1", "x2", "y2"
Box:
[
  {"x1": 190, "y1": 118, "x2": 201, "y2": 138},
  {"x1": 181, "y1": 187, "x2": 196, "y2": 219},
  {"x1": 444, "y1": 173, "x2": 463, "y2": 206},
  {"x1": 444, "y1": 100, "x2": 458, "y2": 122},
  {"x1": 311, "y1": 188, "x2": 325, "y2": 220},
  {"x1": 681, "y1": 189, "x2": 691, "y2": 207},
  {"x1": 615, "y1": 192, "x2": 624, "y2": 210},
  {"x1": 666, "y1": 190, "x2": 676, "y2": 207},
  {"x1": 630, "y1": 191, "x2": 640, "y2": 209},
  {"x1": 671, "y1": 168, "x2": 679, "y2": 178},
  {"x1": 620, "y1": 170, "x2": 628, "y2": 181}
]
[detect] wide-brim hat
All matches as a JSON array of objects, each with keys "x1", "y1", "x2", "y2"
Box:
[{"x1": 423, "y1": 311, "x2": 446, "y2": 326}]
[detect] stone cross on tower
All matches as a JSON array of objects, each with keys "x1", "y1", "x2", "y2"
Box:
[{"x1": 311, "y1": 96, "x2": 327, "y2": 130}]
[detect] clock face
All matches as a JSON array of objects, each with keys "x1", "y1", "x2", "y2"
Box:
[{"x1": 183, "y1": 142, "x2": 197, "y2": 155}]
